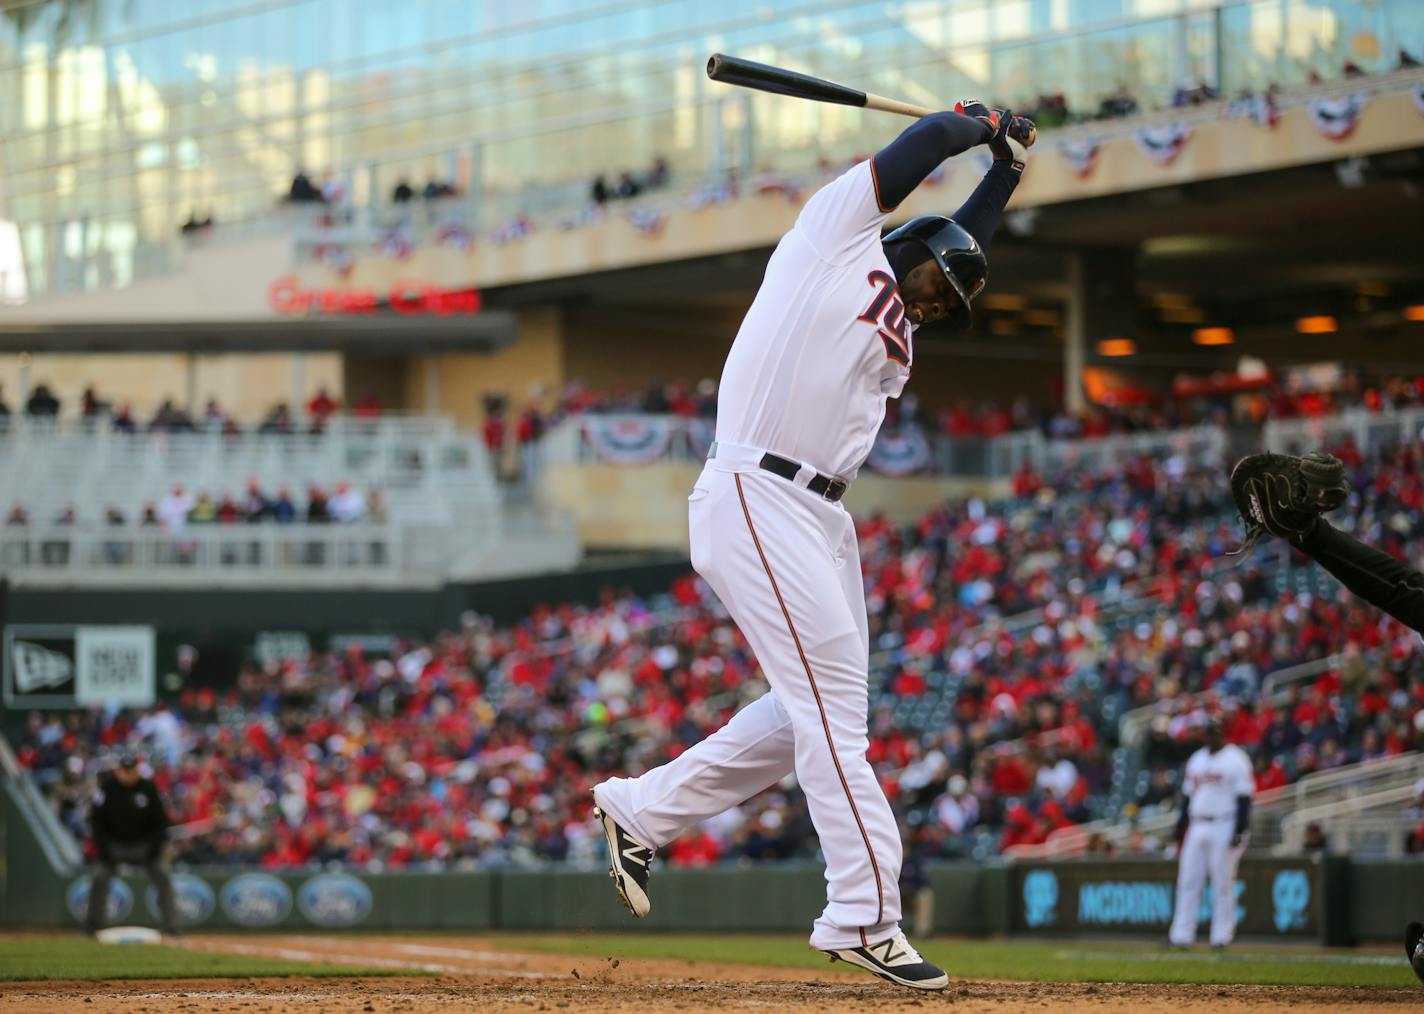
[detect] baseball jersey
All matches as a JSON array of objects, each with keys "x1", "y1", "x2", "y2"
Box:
[
  {"x1": 715, "y1": 160, "x2": 913, "y2": 479},
  {"x1": 1182, "y1": 744, "x2": 1253, "y2": 820}
]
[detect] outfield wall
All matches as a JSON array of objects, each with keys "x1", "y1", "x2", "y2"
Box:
[{"x1": 2, "y1": 853, "x2": 1405, "y2": 944}]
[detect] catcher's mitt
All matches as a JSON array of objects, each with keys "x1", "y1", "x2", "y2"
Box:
[
  {"x1": 1406, "y1": 921, "x2": 1424, "y2": 985},
  {"x1": 1227, "y1": 451, "x2": 1348, "y2": 557}
]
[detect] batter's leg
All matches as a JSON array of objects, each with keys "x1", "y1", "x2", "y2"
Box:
[
  {"x1": 723, "y1": 472, "x2": 902, "y2": 951},
  {"x1": 1169, "y1": 825, "x2": 1207, "y2": 946},
  {"x1": 594, "y1": 688, "x2": 796, "y2": 848},
  {"x1": 593, "y1": 474, "x2": 798, "y2": 848},
  {"x1": 1209, "y1": 831, "x2": 1246, "y2": 946}
]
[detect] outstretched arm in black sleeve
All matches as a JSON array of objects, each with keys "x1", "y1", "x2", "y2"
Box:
[
  {"x1": 1298, "y1": 519, "x2": 1424, "y2": 633},
  {"x1": 870, "y1": 112, "x2": 991, "y2": 211}
]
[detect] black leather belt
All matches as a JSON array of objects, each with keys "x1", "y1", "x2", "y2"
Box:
[
  {"x1": 707, "y1": 442, "x2": 850, "y2": 502},
  {"x1": 758, "y1": 452, "x2": 849, "y2": 502}
]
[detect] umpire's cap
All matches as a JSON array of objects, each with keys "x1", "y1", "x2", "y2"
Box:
[{"x1": 882, "y1": 216, "x2": 987, "y2": 330}]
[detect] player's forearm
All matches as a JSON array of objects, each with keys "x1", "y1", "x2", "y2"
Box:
[
  {"x1": 1234, "y1": 796, "x2": 1251, "y2": 838},
  {"x1": 1298, "y1": 519, "x2": 1424, "y2": 633},
  {"x1": 951, "y1": 161, "x2": 1021, "y2": 252},
  {"x1": 870, "y1": 112, "x2": 991, "y2": 210}
]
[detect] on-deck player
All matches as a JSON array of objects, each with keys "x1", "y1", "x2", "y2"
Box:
[
  {"x1": 591, "y1": 101, "x2": 1032, "y2": 991},
  {"x1": 1168, "y1": 718, "x2": 1254, "y2": 950}
]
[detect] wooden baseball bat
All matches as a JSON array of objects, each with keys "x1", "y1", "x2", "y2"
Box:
[
  {"x1": 706, "y1": 53, "x2": 1037, "y2": 146},
  {"x1": 706, "y1": 53, "x2": 934, "y2": 118}
]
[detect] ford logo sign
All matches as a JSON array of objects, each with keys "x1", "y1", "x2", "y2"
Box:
[
  {"x1": 219, "y1": 873, "x2": 293, "y2": 927},
  {"x1": 298, "y1": 873, "x2": 373, "y2": 927},
  {"x1": 66, "y1": 876, "x2": 133, "y2": 924},
  {"x1": 148, "y1": 874, "x2": 216, "y2": 927}
]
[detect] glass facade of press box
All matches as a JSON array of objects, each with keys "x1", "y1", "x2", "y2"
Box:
[{"x1": 0, "y1": 0, "x2": 1420, "y2": 297}]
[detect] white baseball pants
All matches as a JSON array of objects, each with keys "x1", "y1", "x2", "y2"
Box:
[
  {"x1": 1169, "y1": 818, "x2": 1245, "y2": 946},
  {"x1": 594, "y1": 451, "x2": 902, "y2": 951}
]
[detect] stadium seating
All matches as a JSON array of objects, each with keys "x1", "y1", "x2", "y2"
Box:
[
  {"x1": 16, "y1": 438, "x2": 1421, "y2": 869},
  {"x1": 0, "y1": 414, "x2": 578, "y2": 585}
]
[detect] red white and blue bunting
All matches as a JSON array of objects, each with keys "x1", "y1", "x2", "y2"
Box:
[
  {"x1": 1133, "y1": 122, "x2": 1193, "y2": 165},
  {"x1": 1057, "y1": 139, "x2": 1102, "y2": 178},
  {"x1": 1307, "y1": 92, "x2": 1369, "y2": 140},
  {"x1": 866, "y1": 426, "x2": 933, "y2": 477},
  {"x1": 685, "y1": 418, "x2": 716, "y2": 460},
  {"x1": 1222, "y1": 90, "x2": 1279, "y2": 128},
  {"x1": 581, "y1": 416, "x2": 677, "y2": 465},
  {"x1": 626, "y1": 207, "x2": 669, "y2": 236}
]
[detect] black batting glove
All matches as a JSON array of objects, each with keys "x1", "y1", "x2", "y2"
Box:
[
  {"x1": 955, "y1": 100, "x2": 1032, "y2": 170},
  {"x1": 953, "y1": 99, "x2": 1003, "y2": 141}
]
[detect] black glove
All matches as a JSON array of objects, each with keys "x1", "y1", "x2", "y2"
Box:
[
  {"x1": 1230, "y1": 832, "x2": 1243, "y2": 848},
  {"x1": 1406, "y1": 922, "x2": 1424, "y2": 984},
  {"x1": 1227, "y1": 451, "x2": 1348, "y2": 557},
  {"x1": 954, "y1": 99, "x2": 1035, "y2": 165}
]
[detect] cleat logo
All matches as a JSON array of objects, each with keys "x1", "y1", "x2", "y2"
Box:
[
  {"x1": 872, "y1": 938, "x2": 907, "y2": 964},
  {"x1": 620, "y1": 844, "x2": 649, "y2": 867}
]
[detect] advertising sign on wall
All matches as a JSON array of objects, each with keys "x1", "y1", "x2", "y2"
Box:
[
  {"x1": 1010, "y1": 859, "x2": 1321, "y2": 939},
  {"x1": 4, "y1": 625, "x2": 155, "y2": 708}
]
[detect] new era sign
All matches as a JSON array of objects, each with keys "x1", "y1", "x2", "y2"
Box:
[{"x1": 4, "y1": 625, "x2": 155, "y2": 709}]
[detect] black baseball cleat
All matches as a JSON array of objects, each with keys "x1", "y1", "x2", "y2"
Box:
[
  {"x1": 593, "y1": 802, "x2": 654, "y2": 918},
  {"x1": 1405, "y1": 922, "x2": 1424, "y2": 984},
  {"x1": 823, "y1": 931, "x2": 949, "y2": 991}
]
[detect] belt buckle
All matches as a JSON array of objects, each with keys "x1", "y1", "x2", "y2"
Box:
[{"x1": 823, "y1": 477, "x2": 848, "y2": 501}]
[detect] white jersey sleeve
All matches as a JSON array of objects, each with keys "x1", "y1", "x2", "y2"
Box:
[{"x1": 793, "y1": 160, "x2": 892, "y2": 265}]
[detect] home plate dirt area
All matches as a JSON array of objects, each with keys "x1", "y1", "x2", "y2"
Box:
[{"x1": 0, "y1": 933, "x2": 1417, "y2": 1013}]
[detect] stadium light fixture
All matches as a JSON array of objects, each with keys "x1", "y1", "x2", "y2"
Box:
[
  {"x1": 1192, "y1": 327, "x2": 1235, "y2": 346},
  {"x1": 1295, "y1": 316, "x2": 1337, "y2": 334},
  {"x1": 1096, "y1": 338, "x2": 1136, "y2": 357}
]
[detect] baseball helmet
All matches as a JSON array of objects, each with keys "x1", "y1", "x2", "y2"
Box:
[{"x1": 882, "y1": 216, "x2": 987, "y2": 329}]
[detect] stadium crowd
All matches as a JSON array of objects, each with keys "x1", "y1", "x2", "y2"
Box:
[
  {"x1": 0, "y1": 383, "x2": 384, "y2": 433},
  {"x1": 16, "y1": 439, "x2": 1423, "y2": 869}
]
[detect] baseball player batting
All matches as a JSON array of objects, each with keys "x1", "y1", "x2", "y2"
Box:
[
  {"x1": 1168, "y1": 718, "x2": 1253, "y2": 950},
  {"x1": 593, "y1": 100, "x2": 1033, "y2": 991}
]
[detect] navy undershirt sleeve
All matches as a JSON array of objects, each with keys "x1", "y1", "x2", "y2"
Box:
[
  {"x1": 1234, "y1": 796, "x2": 1251, "y2": 838},
  {"x1": 869, "y1": 112, "x2": 991, "y2": 211},
  {"x1": 952, "y1": 161, "x2": 1022, "y2": 252}
]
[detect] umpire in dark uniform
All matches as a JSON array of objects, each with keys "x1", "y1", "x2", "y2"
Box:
[{"x1": 84, "y1": 754, "x2": 178, "y2": 935}]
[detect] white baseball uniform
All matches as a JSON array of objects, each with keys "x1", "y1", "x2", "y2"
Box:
[
  {"x1": 594, "y1": 159, "x2": 912, "y2": 952},
  {"x1": 1169, "y1": 742, "x2": 1253, "y2": 947}
]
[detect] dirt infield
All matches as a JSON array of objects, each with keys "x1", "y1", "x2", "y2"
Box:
[{"x1": 2, "y1": 934, "x2": 1418, "y2": 1013}]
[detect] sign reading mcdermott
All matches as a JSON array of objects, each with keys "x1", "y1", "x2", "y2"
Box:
[{"x1": 1010, "y1": 859, "x2": 1322, "y2": 939}]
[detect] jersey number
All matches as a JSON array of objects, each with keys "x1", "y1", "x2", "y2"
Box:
[{"x1": 857, "y1": 270, "x2": 911, "y2": 367}]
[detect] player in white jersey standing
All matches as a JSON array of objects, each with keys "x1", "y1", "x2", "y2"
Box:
[
  {"x1": 1168, "y1": 718, "x2": 1255, "y2": 949},
  {"x1": 591, "y1": 101, "x2": 1033, "y2": 991}
]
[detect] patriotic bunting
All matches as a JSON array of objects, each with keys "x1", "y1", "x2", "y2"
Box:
[
  {"x1": 1133, "y1": 122, "x2": 1193, "y2": 165},
  {"x1": 1307, "y1": 93, "x2": 1369, "y2": 140},
  {"x1": 1057, "y1": 139, "x2": 1102, "y2": 178}
]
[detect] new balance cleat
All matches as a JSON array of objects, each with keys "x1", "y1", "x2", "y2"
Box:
[
  {"x1": 823, "y1": 931, "x2": 949, "y2": 991},
  {"x1": 593, "y1": 803, "x2": 654, "y2": 918}
]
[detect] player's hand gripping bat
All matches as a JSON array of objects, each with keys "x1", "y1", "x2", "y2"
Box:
[{"x1": 706, "y1": 53, "x2": 1036, "y2": 147}]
